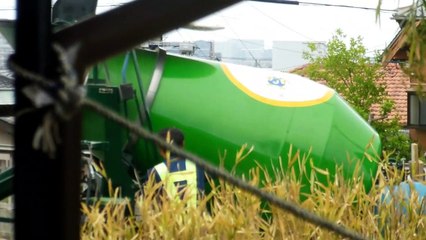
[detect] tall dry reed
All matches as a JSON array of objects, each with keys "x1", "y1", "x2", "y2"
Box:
[{"x1": 81, "y1": 147, "x2": 426, "y2": 239}]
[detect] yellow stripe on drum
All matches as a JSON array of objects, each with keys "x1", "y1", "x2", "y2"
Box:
[{"x1": 221, "y1": 63, "x2": 334, "y2": 107}]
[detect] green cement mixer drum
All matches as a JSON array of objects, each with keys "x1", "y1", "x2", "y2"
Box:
[{"x1": 83, "y1": 49, "x2": 381, "y2": 196}]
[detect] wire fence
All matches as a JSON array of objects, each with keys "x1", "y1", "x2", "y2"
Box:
[{"x1": 7, "y1": 45, "x2": 368, "y2": 240}]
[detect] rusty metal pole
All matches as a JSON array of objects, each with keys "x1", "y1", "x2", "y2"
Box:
[{"x1": 14, "y1": 0, "x2": 80, "y2": 239}]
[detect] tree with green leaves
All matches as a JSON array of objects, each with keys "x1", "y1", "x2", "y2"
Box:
[{"x1": 302, "y1": 29, "x2": 410, "y2": 160}]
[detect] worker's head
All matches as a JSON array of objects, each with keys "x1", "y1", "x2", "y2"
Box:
[{"x1": 157, "y1": 128, "x2": 184, "y2": 158}]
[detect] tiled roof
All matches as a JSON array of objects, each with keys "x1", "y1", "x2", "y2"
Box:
[
  {"x1": 290, "y1": 63, "x2": 410, "y2": 125},
  {"x1": 372, "y1": 63, "x2": 410, "y2": 125}
]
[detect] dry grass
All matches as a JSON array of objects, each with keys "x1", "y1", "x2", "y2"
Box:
[{"x1": 81, "y1": 148, "x2": 426, "y2": 239}]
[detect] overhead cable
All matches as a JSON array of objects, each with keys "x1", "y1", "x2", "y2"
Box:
[
  {"x1": 298, "y1": 1, "x2": 397, "y2": 12},
  {"x1": 0, "y1": 1, "x2": 399, "y2": 13},
  {"x1": 221, "y1": 16, "x2": 263, "y2": 67},
  {"x1": 249, "y1": 2, "x2": 315, "y2": 41},
  {"x1": 250, "y1": 0, "x2": 398, "y2": 12}
]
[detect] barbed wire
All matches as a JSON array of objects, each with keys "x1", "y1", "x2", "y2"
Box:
[{"x1": 8, "y1": 48, "x2": 368, "y2": 240}]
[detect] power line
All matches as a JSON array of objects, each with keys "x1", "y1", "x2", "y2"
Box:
[
  {"x1": 175, "y1": 29, "x2": 189, "y2": 42},
  {"x1": 193, "y1": 16, "x2": 310, "y2": 54},
  {"x1": 220, "y1": 16, "x2": 263, "y2": 67},
  {"x1": 250, "y1": 0, "x2": 398, "y2": 12},
  {"x1": 166, "y1": 29, "x2": 309, "y2": 60},
  {"x1": 251, "y1": 0, "x2": 299, "y2": 5},
  {"x1": 249, "y1": 2, "x2": 315, "y2": 41},
  {"x1": 298, "y1": 1, "x2": 397, "y2": 12},
  {"x1": 221, "y1": 56, "x2": 271, "y2": 60},
  {"x1": 0, "y1": 1, "x2": 400, "y2": 13}
]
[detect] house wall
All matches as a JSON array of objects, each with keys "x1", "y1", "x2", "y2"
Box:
[
  {"x1": 0, "y1": 154, "x2": 12, "y2": 240},
  {"x1": 408, "y1": 65, "x2": 426, "y2": 153},
  {"x1": 409, "y1": 86, "x2": 426, "y2": 152},
  {"x1": 373, "y1": 62, "x2": 426, "y2": 155},
  {"x1": 0, "y1": 124, "x2": 13, "y2": 240},
  {"x1": 409, "y1": 129, "x2": 426, "y2": 154},
  {"x1": 406, "y1": 45, "x2": 426, "y2": 151}
]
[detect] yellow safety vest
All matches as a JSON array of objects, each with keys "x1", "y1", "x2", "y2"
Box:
[{"x1": 153, "y1": 160, "x2": 198, "y2": 207}]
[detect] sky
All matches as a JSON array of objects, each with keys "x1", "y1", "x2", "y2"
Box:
[{"x1": 0, "y1": 0, "x2": 417, "y2": 54}]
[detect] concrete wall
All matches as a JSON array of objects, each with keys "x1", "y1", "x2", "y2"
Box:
[{"x1": 0, "y1": 151, "x2": 13, "y2": 240}]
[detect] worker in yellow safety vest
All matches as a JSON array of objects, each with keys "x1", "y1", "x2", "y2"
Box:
[{"x1": 146, "y1": 128, "x2": 205, "y2": 207}]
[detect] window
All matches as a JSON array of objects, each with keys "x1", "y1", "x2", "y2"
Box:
[{"x1": 408, "y1": 92, "x2": 426, "y2": 127}]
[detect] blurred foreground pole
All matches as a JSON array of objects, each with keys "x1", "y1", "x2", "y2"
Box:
[
  {"x1": 411, "y1": 143, "x2": 425, "y2": 181},
  {"x1": 411, "y1": 143, "x2": 418, "y2": 180},
  {"x1": 14, "y1": 0, "x2": 80, "y2": 239}
]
